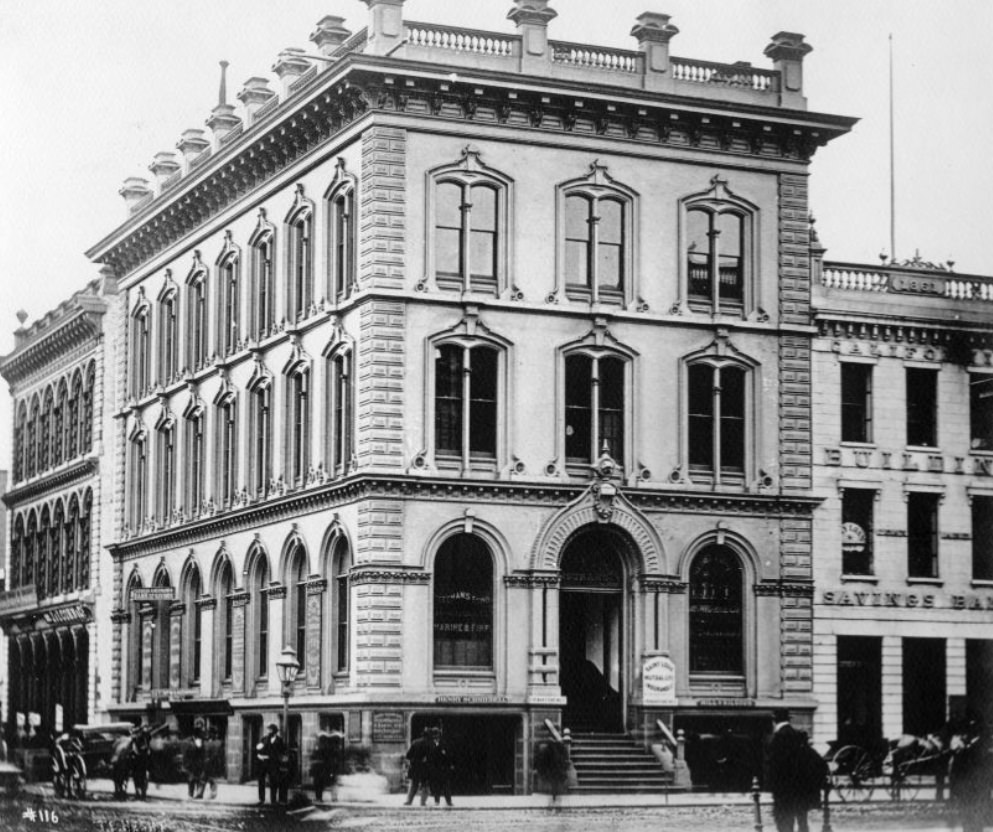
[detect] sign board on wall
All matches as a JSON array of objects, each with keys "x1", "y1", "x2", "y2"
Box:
[
  {"x1": 131, "y1": 588, "x2": 175, "y2": 602},
  {"x1": 642, "y1": 655, "x2": 677, "y2": 705},
  {"x1": 371, "y1": 711, "x2": 405, "y2": 744}
]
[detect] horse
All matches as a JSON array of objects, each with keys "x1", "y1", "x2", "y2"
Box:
[
  {"x1": 885, "y1": 733, "x2": 952, "y2": 800},
  {"x1": 111, "y1": 728, "x2": 152, "y2": 800}
]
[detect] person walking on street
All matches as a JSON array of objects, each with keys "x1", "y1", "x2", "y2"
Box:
[
  {"x1": 767, "y1": 709, "x2": 811, "y2": 832},
  {"x1": 403, "y1": 727, "x2": 432, "y2": 806},
  {"x1": 310, "y1": 731, "x2": 342, "y2": 803},
  {"x1": 949, "y1": 720, "x2": 993, "y2": 832},
  {"x1": 256, "y1": 723, "x2": 287, "y2": 805},
  {"x1": 534, "y1": 737, "x2": 570, "y2": 810},
  {"x1": 428, "y1": 727, "x2": 454, "y2": 807},
  {"x1": 182, "y1": 727, "x2": 206, "y2": 800}
]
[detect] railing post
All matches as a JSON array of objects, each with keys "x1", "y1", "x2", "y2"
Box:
[
  {"x1": 507, "y1": 0, "x2": 556, "y2": 74},
  {"x1": 821, "y1": 776, "x2": 833, "y2": 832},
  {"x1": 752, "y1": 776, "x2": 763, "y2": 832}
]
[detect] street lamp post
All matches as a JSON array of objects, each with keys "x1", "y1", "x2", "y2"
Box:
[{"x1": 275, "y1": 646, "x2": 300, "y2": 737}]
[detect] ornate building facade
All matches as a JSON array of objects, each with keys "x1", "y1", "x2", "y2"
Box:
[
  {"x1": 809, "y1": 245, "x2": 993, "y2": 750},
  {"x1": 83, "y1": 0, "x2": 854, "y2": 791},
  {"x1": 0, "y1": 274, "x2": 119, "y2": 741}
]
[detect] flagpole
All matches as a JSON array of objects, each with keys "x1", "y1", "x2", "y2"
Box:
[{"x1": 889, "y1": 33, "x2": 896, "y2": 262}]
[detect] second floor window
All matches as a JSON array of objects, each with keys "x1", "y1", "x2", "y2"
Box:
[
  {"x1": 436, "y1": 181, "x2": 499, "y2": 293},
  {"x1": 329, "y1": 185, "x2": 357, "y2": 301},
  {"x1": 287, "y1": 370, "x2": 310, "y2": 487},
  {"x1": 251, "y1": 385, "x2": 272, "y2": 498},
  {"x1": 218, "y1": 254, "x2": 240, "y2": 356},
  {"x1": 159, "y1": 291, "x2": 179, "y2": 383},
  {"x1": 687, "y1": 208, "x2": 744, "y2": 309},
  {"x1": 973, "y1": 496, "x2": 993, "y2": 581},
  {"x1": 565, "y1": 353, "x2": 625, "y2": 467},
  {"x1": 251, "y1": 235, "x2": 275, "y2": 340},
  {"x1": 435, "y1": 344, "x2": 498, "y2": 465},
  {"x1": 688, "y1": 362, "x2": 746, "y2": 481},
  {"x1": 157, "y1": 423, "x2": 175, "y2": 523},
  {"x1": 287, "y1": 208, "x2": 313, "y2": 322},
  {"x1": 131, "y1": 307, "x2": 151, "y2": 398},
  {"x1": 841, "y1": 363, "x2": 873, "y2": 443},
  {"x1": 907, "y1": 492, "x2": 939, "y2": 578},
  {"x1": 842, "y1": 489, "x2": 875, "y2": 576},
  {"x1": 187, "y1": 271, "x2": 209, "y2": 371},
  {"x1": 970, "y1": 373, "x2": 993, "y2": 452},
  {"x1": 217, "y1": 398, "x2": 237, "y2": 508},
  {"x1": 129, "y1": 434, "x2": 147, "y2": 531},
  {"x1": 327, "y1": 351, "x2": 354, "y2": 473},
  {"x1": 186, "y1": 411, "x2": 205, "y2": 515},
  {"x1": 565, "y1": 194, "x2": 625, "y2": 300},
  {"x1": 906, "y1": 368, "x2": 937, "y2": 447}
]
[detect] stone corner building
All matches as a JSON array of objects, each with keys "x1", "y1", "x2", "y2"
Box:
[{"x1": 82, "y1": 0, "x2": 855, "y2": 793}]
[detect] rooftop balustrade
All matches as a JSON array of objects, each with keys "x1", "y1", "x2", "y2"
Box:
[{"x1": 820, "y1": 261, "x2": 993, "y2": 304}]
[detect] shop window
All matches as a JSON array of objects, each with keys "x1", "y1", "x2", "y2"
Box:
[
  {"x1": 49, "y1": 502, "x2": 63, "y2": 597},
  {"x1": 902, "y1": 638, "x2": 945, "y2": 736},
  {"x1": 433, "y1": 534, "x2": 493, "y2": 669},
  {"x1": 907, "y1": 492, "x2": 939, "y2": 579},
  {"x1": 841, "y1": 363, "x2": 873, "y2": 443},
  {"x1": 689, "y1": 545, "x2": 743, "y2": 675},
  {"x1": 837, "y1": 636, "x2": 882, "y2": 744},
  {"x1": 13, "y1": 402, "x2": 26, "y2": 482},
  {"x1": 970, "y1": 373, "x2": 993, "y2": 451},
  {"x1": 435, "y1": 343, "x2": 499, "y2": 467},
  {"x1": 906, "y1": 368, "x2": 937, "y2": 447},
  {"x1": 842, "y1": 489, "x2": 875, "y2": 576},
  {"x1": 972, "y1": 496, "x2": 993, "y2": 581},
  {"x1": 565, "y1": 352, "x2": 626, "y2": 468},
  {"x1": 688, "y1": 361, "x2": 746, "y2": 483}
]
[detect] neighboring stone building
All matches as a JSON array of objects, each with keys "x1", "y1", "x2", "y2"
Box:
[
  {"x1": 0, "y1": 273, "x2": 119, "y2": 744},
  {"x1": 84, "y1": 1, "x2": 853, "y2": 792},
  {"x1": 809, "y1": 241, "x2": 993, "y2": 750}
]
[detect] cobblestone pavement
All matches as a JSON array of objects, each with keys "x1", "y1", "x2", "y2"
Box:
[{"x1": 0, "y1": 793, "x2": 961, "y2": 832}]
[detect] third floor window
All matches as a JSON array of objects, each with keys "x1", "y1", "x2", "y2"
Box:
[
  {"x1": 565, "y1": 353, "x2": 625, "y2": 467},
  {"x1": 906, "y1": 368, "x2": 937, "y2": 447},
  {"x1": 841, "y1": 363, "x2": 873, "y2": 443}
]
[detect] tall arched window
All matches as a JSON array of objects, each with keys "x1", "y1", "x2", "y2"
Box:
[
  {"x1": 687, "y1": 360, "x2": 748, "y2": 483},
  {"x1": 81, "y1": 363, "x2": 95, "y2": 454},
  {"x1": 286, "y1": 188, "x2": 314, "y2": 322},
  {"x1": 217, "y1": 242, "x2": 241, "y2": 357},
  {"x1": 124, "y1": 573, "x2": 143, "y2": 699},
  {"x1": 130, "y1": 303, "x2": 151, "y2": 398},
  {"x1": 181, "y1": 563, "x2": 203, "y2": 686},
  {"x1": 435, "y1": 343, "x2": 499, "y2": 466},
  {"x1": 24, "y1": 512, "x2": 37, "y2": 588},
  {"x1": 186, "y1": 263, "x2": 209, "y2": 371},
  {"x1": 249, "y1": 213, "x2": 275, "y2": 340},
  {"x1": 151, "y1": 569, "x2": 172, "y2": 689},
  {"x1": 216, "y1": 393, "x2": 238, "y2": 509},
  {"x1": 128, "y1": 429, "x2": 147, "y2": 532},
  {"x1": 79, "y1": 489, "x2": 92, "y2": 589},
  {"x1": 27, "y1": 396, "x2": 39, "y2": 479},
  {"x1": 689, "y1": 545, "x2": 744, "y2": 675},
  {"x1": 433, "y1": 533, "x2": 493, "y2": 668},
  {"x1": 327, "y1": 175, "x2": 357, "y2": 302},
  {"x1": 53, "y1": 380, "x2": 67, "y2": 467},
  {"x1": 65, "y1": 496, "x2": 80, "y2": 593},
  {"x1": 40, "y1": 388, "x2": 53, "y2": 472},
  {"x1": 248, "y1": 549, "x2": 270, "y2": 681},
  {"x1": 565, "y1": 352, "x2": 626, "y2": 467},
  {"x1": 156, "y1": 417, "x2": 176, "y2": 524},
  {"x1": 37, "y1": 507, "x2": 50, "y2": 600},
  {"x1": 68, "y1": 371, "x2": 82, "y2": 460},
  {"x1": 158, "y1": 282, "x2": 180, "y2": 385},
  {"x1": 14, "y1": 402, "x2": 27, "y2": 482},
  {"x1": 286, "y1": 543, "x2": 308, "y2": 672},
  {"x1": 250, "y1": 382, "x2": 272, "y2": 499},
  {"x1": 11, "y1": 515, "x2": 24, "y2": 589},
  {"x1": 285, "y1": 367, "x2": 311, "y2": 488},
  {"x1": 330, "y1": 539, "x2": 351, "y2": 674},
  {"x1": 326, "y1": 349, "x2": 354, "y2": 475},
  {"x1": 216, "y1": 559, "x2": 235, "y2": 682},
  {"x1": 185, "y1": 407, "x2": 205, "y2": 517},
  {"x1": 49, "y1": 501, "x2": 64, "y2": 597}
]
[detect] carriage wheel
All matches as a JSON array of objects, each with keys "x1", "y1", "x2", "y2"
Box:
[
  {"x1": 893, "y1": 770, "x2": 923, "y2": 801},
  {"x1": 52, "y1": 770, "x2": 67, "y2": 799},
  {"x1": 70, "y1": 759, "x2": 87, "y2": 801},
  {"x1": 832, "y1": 747, "x2": 875, "y2": 803}
]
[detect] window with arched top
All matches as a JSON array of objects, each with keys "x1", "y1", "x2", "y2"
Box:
[
  {"x1": 156, "y1": 417, "x2": 176, "y2": 525},
  {"x1": 325, "y1": 348, "x2": 354, "y2": 475},
  {"x1": 11, "y1": 515, "x2": 24, "y2": 589},
  {"x1": 286, "y1": 543, "x2": 308, "y2": 672},
  {"x1": 81, "y1": 363, "x2": 95, "y2": 454},
  {"x1": 131, "y1": 303, "x2": 151, "y2": 398},
  {"x1": 565, "y1": 351, "x2": 627, "y2": 467},
  {"x1": 247, "y1": 550, "x2": 269, "y2": 682},
  {"x1": 128, "y1": 429, "x2": 148, "y2": 532},
  {"x1": 159, "y1": 285, "x2": 180, "y2": 385},
  {"x1": 185, "y1": 406, "x2": 205, "y2": 517},
  {"x1": 434, "y1": 343, "x2": 499, "y2": 467},
  {"x1": 433, "y1": 533, "x2": 494, "y2": 669},
  {"x1": 428, "y1": 147, "x2": 512, "y2": 295},
  {"x1": 186, "y1": 262, "x2": 209, "y2": 371},
  {"x1": 326, "y1": 163, "x2": 358, "y2": 302},
  {"x1": 688, "y1": 545, "x2": 744, "y2": 675},
  {"x1": 79, "y1": 490, "x2": 91, "y2": 589},
  {"x1": 286, "y1": 187, "x2": 314, "y2": 322},
  {"x1": 285, "y1": 366, "x2": 311, "y2": 488},
  {"x1": 24, "y1": 512, "x2": 37, "y2": 588},
  {"x1": 65, "y1": 495, "x2": 80, "y2": 593},
  {"x1": 53, "y1": 380, "x2": 67, "y2": 467},
  {"x1": 49, "y1": 501, "x2": 63, "y2": 597},
  {"x1": 249, "y1": 213, "x2": 276, "y2": 340},
  {"x1": 151, "y1": 569, "x2": 172, "y2": 689},
  {"x1": 14, "y1": 402, "x2": 26, "y2": 483},
  {"x1": 27, "y1": 396, "x2": 39, "y2": 479},
  {"x1": 40, "y1": 388, "x2": 53, "y2": 473},
  {"x1": 249, "y1": 382, "x2": 273, "y2": 499},
  {"x1": 37, "y1": 507, "x2": 50, "y2": 600},
  {"x1": 181, "y1": 563, "x2": 203, "y2": 686},
  {"x1": 68, "y1": 371, "x2": 82, "y2": 460},
  {"x1": 216, "y1": 393, "x2": 238, "y2": 509},
  {"x1": 217, "y1": 243, "x2": 241, "y2": 357},
  {"x1": 216, "y1": 559, "x2": 235, "y2": 682}
]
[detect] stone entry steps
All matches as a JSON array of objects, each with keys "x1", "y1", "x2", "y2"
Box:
[{"x1": 568, "y1": 731, "x2": 673, "y2": 793}]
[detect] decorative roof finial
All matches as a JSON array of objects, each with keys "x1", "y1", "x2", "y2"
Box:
[
  {"x1": 218, "y1": 60, "x2": 229, "y2": 107},
  {"x1": 16, "y1": 309, "x2": 28, "y2": 326}
]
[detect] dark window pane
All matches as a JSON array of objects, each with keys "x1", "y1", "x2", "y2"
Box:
[
  {"x1": 720, "y1": 366, "x2": 745, "y2": 472},
  {"x1": 688, "y1": 364, "x2": 714, "y2": 469},
  {"x1": 970, "y1": 374, "x2": 993, "y2": 451},
  {"x1": 433, "y1": 534, "x2": 493, "y2": 667},
  {"x1": 435, "y1": 345, "x2": 463, "y2": 455},
  {"x1": 599, "y1": 357, "x2": 625, "y2": 463},
  {"x1": 687, "y1": 210, "x2": 711, "y2": 299},
  {"x1": 565, "y1": 355, "x2": 593, "y2": 462},
  {"x1": 972, "y1": 496, "x2": 993, "y2": 581},
  {"x1": 907, "y1": 492, "x2": 939, "y2": 578},
  {"x1": 842, "y1": 364, "x2": 873, "y2": 443},
  {"x1": 842, "y1": 489, "x2": 875, "y2": 575},
  {"x1": 689, "y1": 546, "x2": 743, "y2": 673},
  {"x1": 469, "y1": 348, "x2": 498, "y2": 456},
  {"x1": 906, "y1": 368, "x2": 937, "y2": 447}
]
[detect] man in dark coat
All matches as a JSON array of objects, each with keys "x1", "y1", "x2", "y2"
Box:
[
  {"x1": 182, "y1": 727, "x2": 206, "y2": 799},
  {"x1": 534, "y1": 738, "x2": 570, "y2": 809},
  {"x1": 256, "y1": 723, "x2": 287, "y2": 805},
  {"x1": 950, "y1": 722, "x2": 993, "y2": 832},
  {"x1": 428, "y1": 727, "x2": 454, "y2": 807},
  {"x1": 767, "y1": 709, "x2": 812, "y2": 832},
  {"x1": 403, "y1": 728, "x2": 432, "y2": 806}
]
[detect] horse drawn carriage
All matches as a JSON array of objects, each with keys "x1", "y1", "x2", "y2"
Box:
[{"x1": 52, "y1": 723, "x2": 159, "y2": 801}]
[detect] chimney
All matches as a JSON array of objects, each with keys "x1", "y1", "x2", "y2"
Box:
[
  {"x1": 507, "y1": 1, "x2": 557, "y2": 73},
  {"x1": 119, "y1": 177, "x2": 153, "y2": 214},
  {"x1": 14, "y1": 310, "x2": 29, "y2": 349},
  {"x1": 206, "y1": 60, "x2": 243, "y2": 148},
  {"x1": 764, "y1": 32, "x2": 811, "y2": 108},
  {"x1": 362, "y1": 0, "x2": 406, "y2": 57},
  {"x1": 237, "y1": 76, "x2": 277, "y2": 122},
  {"x1": 631, "y1": 12, "x2": 679, "y2": 92},
  {"x1": 272, "y1": 48, "x2": 312, "y2": 98},
  {"x1": 148, "y1": 151, "x2": 181, "y2": 192},
  {"x1": 176, "y1": 128, "x2": 210, "y2": 172},
  {"x1": 310, "y1": 15, "x2": 352, "y2": 61}
]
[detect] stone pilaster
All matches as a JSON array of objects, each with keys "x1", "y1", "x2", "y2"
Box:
[
  {"x1": 168, "y1": 603, "x2": 184, "y2": 689},
  {"x1": 305, "y1": 579, "x2": 326, "y2": 689},
  {"x1": 360, "y1": 126, "x2": 406, "y2": 291},
  {"x1": 357, "y1": 303, "x2": 405, "y2": 472},
  {"x1": 230, "y1": 591, "x2": 250, "y2": 694}
]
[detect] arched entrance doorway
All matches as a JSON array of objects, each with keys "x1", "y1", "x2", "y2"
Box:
[{"x1": 559, "y1": 528, "x2": 626, "y2": 731}]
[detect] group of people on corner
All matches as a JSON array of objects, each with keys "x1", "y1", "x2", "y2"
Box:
[
  {"x1": 404, "y1": 726, "x2": 454, "y2": 807},
  {"x1": 181, "y1": 722, "x2": 222, "y2": 800},
  {"x1": 254, "y1": 722, "x2": 342, "y2": 806}
]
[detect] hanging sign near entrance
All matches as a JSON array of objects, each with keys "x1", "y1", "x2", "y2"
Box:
[
  {"x1": 372, "y1": 712, "x2": 405, "y2": 743},
  {"x1": 642, "y1": 655, "x2": 677, "y2": 705},
  {"x1": 131, "y1": 588, "x2": 175, "y2": 602}
]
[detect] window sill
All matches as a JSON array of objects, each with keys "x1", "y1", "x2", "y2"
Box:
[
  {"x1": 906, "y1": 444, "x2": 941, "y2": 453},
  {"x1": 433, "y1": 668, "x2": 496, "y2": 678},
  {"x1": 841, "y1": 574, "x2": 879, "y2": 583},
  {"x1": 970, "y1": 579, "x2": 993, "y2": 588},
  {"x1": 906, "y1": 577, "x2": 943, "y2": 586},
  {"x1": 969, "y1": 449, "x2": 993, "y2": 457},
  {"x1": 840, "y1": 441, "x2": 877, "y2": 450}
]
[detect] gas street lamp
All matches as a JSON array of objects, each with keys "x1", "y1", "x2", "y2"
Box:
[{"x1": 275, "y1": 646, "x2": 300, "y2": 736}]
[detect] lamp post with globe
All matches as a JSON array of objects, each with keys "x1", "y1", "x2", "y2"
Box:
[{"x1": 275, "y1": 646, "x2": 300, "y2": 736}]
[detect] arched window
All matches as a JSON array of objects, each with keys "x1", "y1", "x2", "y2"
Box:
[
  {"x1": 565, "y1": 352, "x2": 626, "y2": 467},
  {"x1": 124, "y1": 573, "x2": 143, "y2": 699},
  {"x1": 24, "y1": 512, "x2": 37, "y2": 588},
  {"x1": 79, "y1": 490, "x2": 91, "y2": 589},
  {"x1": 216, "y1": 559, "x2": 235, "y2": 682},
  {"x1": 689, "y1": 545, "x2": 744, "y2": 675},
  {"x1": 325, "y1": 349, "x2": 354, "y2": 475},
  {"x1": 14, "y1": 402, "x2": 27, "y2": 482},
  {"x1": 687, "y1": 360, "x2": 748, "y2": 483},
  {"x1": 65, "y1": 496, "x2": 79, "y2": 593},
  {"x1": 435, "y1": 343, "x2": 499, "y2": 466},
  {"x1": 130, "y1": 302, "x2": 151, "y2": 399},
  {"x1": 156, "y1": 417, "x2": 176, "y2": 525},
  {"x1": 68, "y1": 371, "x2": 82, "y2": 460},
  {"x1": 37, "y1": 507, "x2": 50, "y2": 600},
  {"x1": 330, "y1": 539, "x2": 351, "y2": 674},
  {"x1": 158, "y1": 280, "x2": 180, "y2": 385},
  {"x1": 249, "y1": 212, "x2": 275, "y2": 341},
  {"x1": 247, "y1": 549, "x2": 270, "y2": 681},
  {"x1": 128, "y1": 429, "x2": 148, "y2": 532},
  {"x1": 216, "y1": 393, "x2": 238, "y2": 509},
  {"x1": 49, "y1": 501, "x2": 64, "y2": 597},
  {"x1": 250, "y1": 382, "x2": 273, "y2": 499},
  {"x1": 40, "y1": 388, "x2": 53, "y2": 472},
  {"x1": 151, "y1": 569, "x2": 172, "y2": 689},
  {"x1": 433, "y1": 533, "x2": 493, "y2": 668},
  {"x1": 285, "y1": 367, "x2": 311, "y2": 488},
  {"x1": 326, "y1": 168, "x2": 357, "y2": 302},
  {"x1": 185, "y1": 406, "x2": 205, "y2": 517},
  {"x1": 11, "y1": 515, "x2": 24, "y2": 589},
  {"x1": 217, "y1": 241, "x2": 241, "y2": 357},
  {"x1": 186, "y1": 262, "x2": 209, "y2": 371},
  {"x1": 286, "y1": 187, "x2": 314, "y2": 322},
  {"x1": 53, "y1": 380, "x2": 67, "y2": 467},
  {"x1": 286, "y1": 543, "x2": 308, "y2": 672},
  {"x1": 181, "y1": 563, "x2": 203, "y2": 686},
  {"x1": 27, "y1": 395, "x2": 39, "y2": 479},
  {"x1": 81, "y1": 363, "x2": 95, "y2": 454}
]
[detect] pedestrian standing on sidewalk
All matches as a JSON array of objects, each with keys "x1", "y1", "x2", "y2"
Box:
[
  {"x1": 534, "y1": 737, "x2": 569, "y2": 811},
  {"x1": 403, "y1": 727, "x2": 432, "y2": 806},
  {"x1": 949, "y1": 719, "x2": 993, "y2": 832},
  {"x1": 428, "y1": 727, "x2": 454, "y2": 807},
  {"x1": 202, "y1": 725, "x2": 220, "y2": 800},
  {"x1": 767, "y1": 709, "x2": 809, "y2": 832},
  {"x1": 256, "y1": 723, "x2": 286, "y2": 805},
  {"x1": 182, "y1": 727, "x2": 206, "y2": 799}
]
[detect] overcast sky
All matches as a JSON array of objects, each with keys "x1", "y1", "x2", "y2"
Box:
[{"x1": 1, "y1": 0, "x2": 991, "y2": 471}]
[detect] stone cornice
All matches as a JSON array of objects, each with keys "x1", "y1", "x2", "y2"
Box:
[
  {"x1": 504, "y1": 573, "x2": 560, "y2": 588},
  {"x1": 349, "y1": 567, "x2": 430, "y2": 586},
  {"x1": 0, "y1": 311, "x2": 104, "y2": 385},
  {"x1": 88, "y1": 56, "x2": 852, "y2": 279},
  {"x1": 639, "y1": 577, "x2": 688, "y2": 594},
  {"x1": 754, "y1": 581, "x2": 814, "y2": 597},
  {"x1": 3, "y1": 458, "x2": 99, "y2": 509},
  {"x1": 815, "y1": 315, "x2": 993, "y2": 346},
  {"x1": 107, "y1": 473, "x2": 820, "y2": 561}
]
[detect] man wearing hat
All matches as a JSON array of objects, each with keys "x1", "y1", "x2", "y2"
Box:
[{"x1": 256, "y1": 723, "x2": 287, "y2": 805}]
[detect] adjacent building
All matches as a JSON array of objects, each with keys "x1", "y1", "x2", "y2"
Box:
[
  {"x1": 809, "y1": 243, "x2": 993, "y2": 750},
  {"x1": 81, "y1": 0, "x2": 857, "y2": 792},
  {"x1": 0, "y1": 274, "x2": 119, "y2": 743}
]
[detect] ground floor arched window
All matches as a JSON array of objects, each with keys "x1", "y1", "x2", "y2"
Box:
[
  {"x1": 688, "y1": 545, "x2": 744, "y2": 675},
  {"x1": 433, "y1": 534, "x2": 493, "y2": 668}
]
